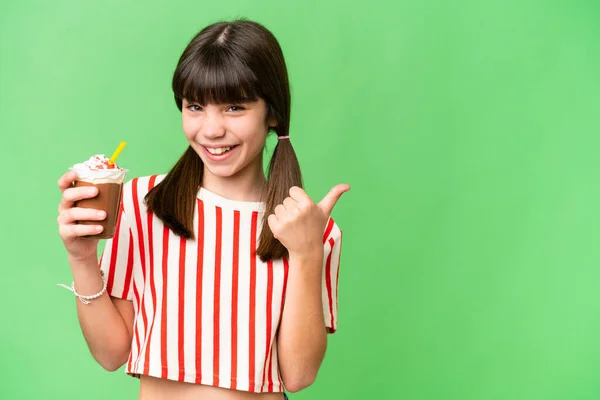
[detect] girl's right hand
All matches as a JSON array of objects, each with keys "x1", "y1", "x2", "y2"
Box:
[{"x1": 57, "y1": 171, "x2": 106, "y2": 263}]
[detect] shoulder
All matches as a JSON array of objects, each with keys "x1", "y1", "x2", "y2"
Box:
[
  {"x1": 121, "y1": 174, "x2": 167, "y2": 212},
  {"x1": 123, "y1": 174, "x2": 167, "y2": 199}
]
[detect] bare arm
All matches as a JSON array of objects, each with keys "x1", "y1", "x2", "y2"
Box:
[
  {"x1": 276, "y1": 250, "x2": 328, "y2": 393},
  {"x1": 69, "y1": 257, "x2": 134, "y2": 371},
  {"x1": 58, "y1": 170, "x2": 133, "y2": 371},
  {"x1": 265, "y1": 184, "x2": 349, "y2": 392}
]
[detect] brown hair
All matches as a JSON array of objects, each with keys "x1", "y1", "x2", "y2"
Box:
[{"x1": 145, "y1": 19, "x2": 302, "y2": 262}]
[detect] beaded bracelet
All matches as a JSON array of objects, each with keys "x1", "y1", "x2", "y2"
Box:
[{"x1": 57, "y1": 270, "x2": 107, "y2": 305}]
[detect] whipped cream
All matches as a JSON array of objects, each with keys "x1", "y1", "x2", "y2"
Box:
[{"x1": 70, "y1": 154, "x2": 128, "y2": 183}]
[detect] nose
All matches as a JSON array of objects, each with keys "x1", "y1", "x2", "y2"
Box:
[{"x1": 203, "y1": 112, "x2": 226, "y2": 140}]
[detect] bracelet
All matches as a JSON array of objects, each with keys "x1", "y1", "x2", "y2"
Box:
[{"x1": 57, "y1": 270, "x2": 107, "y2": 305}]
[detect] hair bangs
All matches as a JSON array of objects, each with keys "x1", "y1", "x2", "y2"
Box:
[{"x1": 174, "y1": 48, "x2": 260, "y2": 108}]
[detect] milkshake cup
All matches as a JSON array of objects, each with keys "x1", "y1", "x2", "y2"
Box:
[{"x1": 70, "y1": 154, "x2": 128, "y2": 239}]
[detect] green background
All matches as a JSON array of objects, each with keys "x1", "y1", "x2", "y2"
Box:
[{"x1": 1, "y1": 0, "x2": 599, "y2": 399}]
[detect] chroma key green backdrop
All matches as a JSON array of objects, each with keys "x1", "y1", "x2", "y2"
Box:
[{"x1": 1, "y1": 0, "x2": 600, "y2": 399}]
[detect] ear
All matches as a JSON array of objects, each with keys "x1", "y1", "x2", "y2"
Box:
[{"x1": 265, "y1": 102, "x2": 277, "y2": 129}]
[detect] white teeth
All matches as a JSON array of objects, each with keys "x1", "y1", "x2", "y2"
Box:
[{"x1": 206, "y1": 146, "x2": 232, "y2": 155}]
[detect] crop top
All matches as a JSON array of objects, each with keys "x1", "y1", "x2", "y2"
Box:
[{"x1": 99, "y1": 174, "x2": 343, "y2": 392}]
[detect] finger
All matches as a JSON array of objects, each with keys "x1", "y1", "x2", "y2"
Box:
[
  {"x1": 63, "y1": 186, "x2": 98, "y2": 202},
  {"x1": 58, "y1": 197, "x2": 71, "y2": 214},
  {"x1": 274, "y1": 204, "x2": 287, "y2": 220},
  {"x1": 58, "y1": 207, "x2": 106, "y2": 225},
  {"x1": 317, "y1": 184, "x2": 351, "y2": 217},
  {"x1": 267, "y1": 214, "x2": 281, "y2": 238},
  {"x1": 57, "y1": 171, "x2": 78, "y2": 192},
  {"x1": 58, "y1": 186, "x2": 99, "y2": 213},
  {"x1": 59, "y1": 223, "x2": 104, "y2": 240},
  {"x1": 289, "y1": 186, "x2": 313, "y2": 207},
  {"x1": 282, "y1": 197, "x2": 299, "y2": 213}
]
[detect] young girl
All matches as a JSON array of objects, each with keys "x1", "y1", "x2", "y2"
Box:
[{"x1": 57, "y1": 19, "x2": 348, "y2": 400}]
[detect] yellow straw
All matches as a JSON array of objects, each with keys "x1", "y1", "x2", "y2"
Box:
[{"x1": 108, "y1": 141, "x2": 127, "y2": 165}]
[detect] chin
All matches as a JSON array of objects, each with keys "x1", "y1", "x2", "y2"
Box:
[{"x1": 204, "y1": 165, "x2": 240, "y2": 178}]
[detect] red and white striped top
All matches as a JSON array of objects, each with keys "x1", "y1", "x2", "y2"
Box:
[{"x1": 99, "y1": 175, "x2": 343, "y2": 392}]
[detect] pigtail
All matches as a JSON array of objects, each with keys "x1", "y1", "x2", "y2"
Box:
[
  {"x1": 256, "y1": 136, "x2": 303, "y2": 262},
  {"x1": 145, "y1": 146, "x2": 203, "y2": 240}
]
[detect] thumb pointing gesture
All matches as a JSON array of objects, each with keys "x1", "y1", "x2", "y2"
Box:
[{"x1": 318, "y1": 184, "x2": 351, "y2": 217}]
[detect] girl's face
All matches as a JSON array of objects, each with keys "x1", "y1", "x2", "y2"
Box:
[{"x1": 181, "y1": 98, "x2": 276, "y2": 179}]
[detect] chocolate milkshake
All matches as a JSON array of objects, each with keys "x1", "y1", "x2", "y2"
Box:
[{"x1": 70, "y1": 155, "x2": 128, "y2": 239}]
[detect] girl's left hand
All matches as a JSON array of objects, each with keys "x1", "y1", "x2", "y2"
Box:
[{"x1": 268, "y1": 184, "x2": 350, "y2": 256}]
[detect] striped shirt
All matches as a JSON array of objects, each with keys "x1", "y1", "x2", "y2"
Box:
[{"x1": 99, "y1": 175, "x2": 343, "y2": 393}]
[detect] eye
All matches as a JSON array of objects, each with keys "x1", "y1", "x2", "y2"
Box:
[
  {"x1": 227, "y1": 105, "x2": 245, "y2": 112},
  {"x1": 186, "y1": 104, "x2": 202, "y2": 112}
]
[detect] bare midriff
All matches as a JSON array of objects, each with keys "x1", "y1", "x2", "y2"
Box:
[{"x1": 138, "y1": 375, "x2": 285, "y2": 400}]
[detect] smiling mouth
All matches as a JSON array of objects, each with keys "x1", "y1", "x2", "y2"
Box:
[{"x1": 203, "y1": 145, "x2": 239, "y2": 155}]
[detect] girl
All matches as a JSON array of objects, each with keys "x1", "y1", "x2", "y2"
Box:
[{"x1": 57, "y1": 19, "x2": 348, "y2": 400}]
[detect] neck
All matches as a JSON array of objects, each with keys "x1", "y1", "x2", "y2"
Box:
[{"x1": 201, "y1": 158, "x2": 267, "y2": 203}]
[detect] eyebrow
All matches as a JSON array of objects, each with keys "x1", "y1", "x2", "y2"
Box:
[{"x1": 183, "y1": 99, "x2": 258, "y2": 106}]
